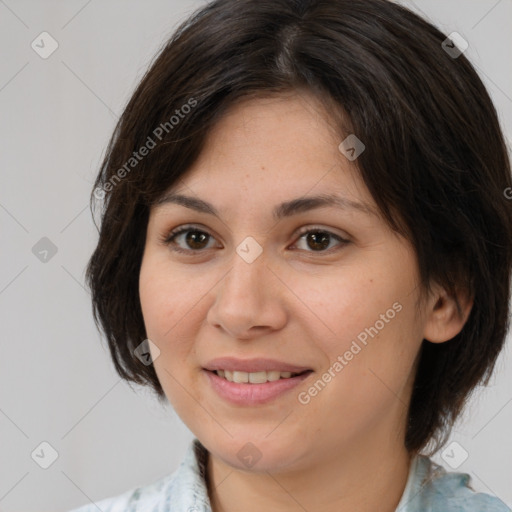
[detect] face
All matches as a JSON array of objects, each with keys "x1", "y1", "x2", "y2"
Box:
[{"x1": 139, "y1": 91, "x2": 431, "y2": 473}]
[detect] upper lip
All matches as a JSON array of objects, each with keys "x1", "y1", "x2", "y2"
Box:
[{"x1": 203, "y1": 357, "x2": 313, "y2": 374}]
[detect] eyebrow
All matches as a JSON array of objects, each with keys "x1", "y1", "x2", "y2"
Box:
[{"x1": 155, "y1": 192, "x2": 379, "y2": 220}]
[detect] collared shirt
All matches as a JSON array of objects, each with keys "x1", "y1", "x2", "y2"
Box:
[{"x1": 68, "y1": 437, "x2": 509, "y2": 512}]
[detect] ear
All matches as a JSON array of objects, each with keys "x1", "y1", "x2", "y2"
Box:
[{"x1": 422, "y1": 282, "x2": 474, "y2": 344}]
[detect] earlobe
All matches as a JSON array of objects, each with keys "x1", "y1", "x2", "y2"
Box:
[{"x1": 423, "y1": 285, "x2": 474, "y2": 344}]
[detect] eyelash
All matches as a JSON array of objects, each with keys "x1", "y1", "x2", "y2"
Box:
[{"x1": 159, "y1": 224, "x2": 350, "y2": 255}]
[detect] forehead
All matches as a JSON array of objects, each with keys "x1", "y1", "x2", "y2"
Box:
[{"x1": 162, "y1": 93, "x2": 375, "y2": 213}]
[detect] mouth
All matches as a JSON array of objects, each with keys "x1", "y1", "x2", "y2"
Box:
[
  {"x1": 203, "y1": 368, "x2": 314, "y2": 406},
  {"x1": 208, "y1": 369, "x2": 313, "y2": 384}
]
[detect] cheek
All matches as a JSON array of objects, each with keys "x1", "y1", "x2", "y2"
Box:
[
  {"x1": 139, "y1": 254, "x2": 195, "y2": 336},
  {"x1": 139, "y1": 256, "x2": 201, "y2": 408},
  {"x1": 139, "y1": 256, "x2": 187, "y2": 371},
  {"x1": 138, "y1": 254, "x2": 212, "y2": 371},
  {"x1": 139, "y1": 260, "x2": 168, "y2": 336},
  {"x1": 288, "y1": 268, "x2": 396, "y2": 347},
  {"x1": 288, "y1": 263, "x2": 420, "y2": 387}
]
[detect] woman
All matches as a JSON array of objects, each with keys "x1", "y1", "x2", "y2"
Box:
[{"x1": 69, "y1": 0, "x2": 512, "y2": 510}]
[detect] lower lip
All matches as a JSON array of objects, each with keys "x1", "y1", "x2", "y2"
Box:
[{"x1": 203, "y1": 369, "x2": 313, "y2": 406}]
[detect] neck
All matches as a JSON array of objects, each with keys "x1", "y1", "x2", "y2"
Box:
[{"x1": 205, "y1": 426, "x2": 414, "y2": 512}]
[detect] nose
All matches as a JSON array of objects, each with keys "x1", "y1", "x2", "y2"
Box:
[{"x1": 206, "y1": 245, "x2": 288, "y2": 339}]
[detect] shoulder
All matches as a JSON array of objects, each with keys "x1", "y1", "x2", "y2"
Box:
[
  {"x1": 66, "y1": 471, "x2": 176, "y2": 512},
  {"x1": 405, "y1": 455, "x2": 510, "y2": 512},
  {"x1": 66, "y1": 438, "x2": 211, "y2": 512}
]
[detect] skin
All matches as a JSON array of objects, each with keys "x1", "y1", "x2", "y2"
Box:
[{"x1": 139, "y1": 91, "x2": 472, "y2": 512}]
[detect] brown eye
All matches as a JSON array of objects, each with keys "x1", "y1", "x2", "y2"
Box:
[
  {"x1": 182, "y1": 230, "x2": 210, "y2": 250},
  {"x1": 293, "y1": 228, "x2": 349, "y2": 253},
  {"x1": 305, "y1": 231, "x2": 331, "y2": 251},
  {"x1": 162, "y1": 226, "x2": 218, "y2": 253},
  {"x1": 161, "y1": 225, "x2": 349, "y2": 256}
]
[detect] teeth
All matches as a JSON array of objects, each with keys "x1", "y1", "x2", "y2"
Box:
[{"x1": 215, "y1": 369, "x2": 300, "y2": 383}]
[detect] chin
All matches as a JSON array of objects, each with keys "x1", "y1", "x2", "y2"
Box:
[{"x1": 205, "y1": 433, "x2": 306, "y2": 473}]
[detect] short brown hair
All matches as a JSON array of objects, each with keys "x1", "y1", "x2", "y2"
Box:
[{"x1": 86, "y1": 0, "x2": 512, "y2": 454}]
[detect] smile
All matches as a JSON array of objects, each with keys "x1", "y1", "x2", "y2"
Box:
[
  {"x1": 204, "y1": 369, "x2": 314, "y2": 405},
  {"x1": 214, "y1": 369, "x2": 308, "y2": 383}
]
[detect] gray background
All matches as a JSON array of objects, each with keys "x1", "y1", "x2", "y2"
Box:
[{"x1": 0, "y1": 1, "x2": 511, "y2": 511}]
